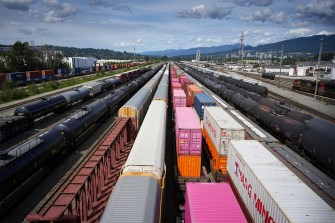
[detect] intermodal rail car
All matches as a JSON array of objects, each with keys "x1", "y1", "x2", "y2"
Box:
[
  {"x1": 0, "y1": 65, "x2": 163, "y2": 211},
  {"x1": 178, "y1": 62, "x2": 335, "y2": 179},
  {"x1": 100, "y1": 65, "x2": 169, "y2": 223}
]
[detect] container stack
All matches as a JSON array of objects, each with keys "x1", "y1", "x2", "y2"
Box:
[
  {"x1": 185, "y1": 84, "x2": 203, "y2": 107},
  {"x1": 203, "y1": 107, "x2": 245, "y2": 177},
  {"x1": 193, "y1": 93, "x2": 216, "y2": 120},
  {"x1": 185, "y1": 182, "x2": 247, "y2": 223},
  {"x1": 175, "y1": 107, "x2": 202, "y2": 177}
]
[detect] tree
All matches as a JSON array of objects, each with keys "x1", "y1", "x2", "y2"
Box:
[{"x1": 313, "y1": 52, "x2": 334, "y2": 61}]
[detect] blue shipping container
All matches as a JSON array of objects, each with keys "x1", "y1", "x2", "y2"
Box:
[
  {"x1": 57, "y1": 68, "x2": 69, "y2": 77},
  {"x1": 6, "y1": 72, "x2": 27, "y2": 86},
  {"x1": 193, "y1": 93, "x2": 216, "y2": 119}
]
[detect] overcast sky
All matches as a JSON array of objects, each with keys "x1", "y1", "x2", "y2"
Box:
[{"x1": 0, "y1": 0, "x2": 334, "y2": 53}]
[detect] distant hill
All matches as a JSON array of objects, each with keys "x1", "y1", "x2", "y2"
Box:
[
  {"x1": 142, "y1": 35, "x2": 335, "y2": 58},
  {"x1": 142, "y1": 44, "x2": 241, "y2": 57}
]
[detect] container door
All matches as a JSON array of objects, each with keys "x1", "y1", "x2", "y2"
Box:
[
  {"x1": 179, "y1": 129, "x2": 190, "y2": 155},
  {"x1": 190, "y1": 130, "x2": 202, "y2": 155}
]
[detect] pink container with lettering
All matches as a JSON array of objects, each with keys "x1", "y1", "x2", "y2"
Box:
[
  {"x1": 172, "y1": 81, "x2": 182, "y2": 89},
  {"x1": 175, "y1": 107, "x2": 202, "y2": 155},
  {"x1": 185, "y1": 182, "x2": 247, "y2": 223}
]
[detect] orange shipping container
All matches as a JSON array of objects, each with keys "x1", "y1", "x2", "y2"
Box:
[
  {"x1": 203, "y1": 127, "x2": 227, "y2": 175},
  {"x1": 177, "y1": 155, "x2": 201, "y2": 177},
  {"x1": 186, "y1": 84, "x2": 203, "y2": 107}
]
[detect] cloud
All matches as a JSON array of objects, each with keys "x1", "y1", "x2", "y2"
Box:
[
  {"x1": 43, "y1": 0, "x2": 58, "y2": 7},
  {"x1": 113, "y1": 39, "x2": 145, "y2": 47},
  {"x1": 318, "y1": 30, "x2": 334, "y2": 35},
  {"x1": 270, "y1": 11, "x2": 286, "y2": 23},
  {"x1": 284, "y1": 28, "x2": 312, "y2": 37},
  {"x1": 1, "y1": 0, "x2": 35, "y2": 11},
  {"x1": 35, "y1": 28, "x2": 48, "y2": 34},
  {"x1": 235, "y1": 0, "x2": 273, "y2": 6},
  {"x1": 240, "y1": 8, "x2": 272, "y2": 22},
  {"x1": 295, "y1": 0, "x2": 335, "y2": 24},
  {"x1": 177, "y1": 3, "x2": 231, "y2": 19},
  {"x1": 44, "y1": 3, "x2": 78, "y2": 22},
  {"x1": 19, "y1": 27, "x2": 32, "y2": 35},
  {"x1": 88, "y1": 0, "x2": 132, "y2": 13}
]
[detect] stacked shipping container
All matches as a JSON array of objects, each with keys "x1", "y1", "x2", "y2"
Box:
[
  {"x1": 203, "y1": 107, "x2": 245, "y2": 177},
  {"x1": 186, "y1": 84, "x2": 203, "y2": 107},
  {"x1": 193, "y1": 93, "x2": 216, "y2": 120}
]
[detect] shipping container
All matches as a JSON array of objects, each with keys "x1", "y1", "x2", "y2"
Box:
[
  {"x1": 193, "y1": 93, "x2": 216, "y2": 119},
  {"x1": 185, "y1": 182, "x2": 247, "y2": 223},
  {"x1": 186, "y1": 84, "x2": 203, "y2": 107},
  {"x1": 100, "y1": 175, "x2": 161, "y2": 223},
  {"x1": 122, "y1": 101, "x2": 167, "y2": 181},
  {"x1": 26, "y1": 70, "x2": 42, "y2": 82},
  {"x1": 171, "y1": 77, "x2": 179, "y2": 83},
  {"x1": 177, "y1": 155, "x2": 201, "y2": 177},
  {"x1": 203, "y1": 107, "x2": 245, "y2": 156},
  {"x1": 84, "y1": 82, "x2": 102, "y2": 96},
  {"x1": 56, "y1": 68, "x2": 68, "y2": 78},
  {"x1": 6, "y1": 72, "x2": 27, "y2": 86},
  {"x1": 172, "y1": 81, "x2": 182, "y2": 89},
  {"x1": 172, "y1": 89, "x2": 187, "y2": 108},
  {"x1": 228, "y1": 140, "x2": 335, "y2": 223},
  {"x1": 175, "y1": 107, "x2": 202, "y2": 155},
  {"x1": 41, "y1": 69, "x2": 55, "y2": 81}
]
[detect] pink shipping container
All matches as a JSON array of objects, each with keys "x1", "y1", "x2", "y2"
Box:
[
  {"x1": 172, "y1": 82, "x2": 182, "y2": 89},
  {"x1": 185, "y1": 182, "x2": 247, "y2": 223},
  {"x1": 171, "y1": 77, "x2": 179, "y2": 83},
  {"x1": 175, "y1": 107, "x2": 202, "y2": 155},
  {"x1": 172, "y1": 89, "x2": 187, "y2": 109}
]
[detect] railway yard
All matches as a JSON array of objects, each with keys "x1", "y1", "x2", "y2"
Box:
[{"x1": 0, "y1": 62, "x2": 335, "y2": 222}]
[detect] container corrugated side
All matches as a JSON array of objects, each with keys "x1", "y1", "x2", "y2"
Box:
[
  {"x1": 175, "y1": 107, "x2": 202, "y2": 155},
  {"x1": 193, "y1": 93, "x2": 216, "y2": 120},
  {"x1": 172, "y1": 82, "x2": 182, "y2": 89},
  {"x1": 185, "y1": 182, "x2": 247, "y2": 223},
  {"x1": 99, "y1": 175, "x2": 161, "y2": 223},
  {"x1": 228, "y1": 140, "x2": 335, "y2": 223},
  {"x1": 177, "y1": 155, "x2": 201, "y2": 177},
  {"x1": 203, "y1": 107, "x2": 245, "y2": 156},
  {"x1": 171, "y1": 77, "x2": 179, "y2": 82}
]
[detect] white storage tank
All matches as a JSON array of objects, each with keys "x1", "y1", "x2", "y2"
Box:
[{"x1": 227, "y1": 140, "x2": 335, "y2": 223}]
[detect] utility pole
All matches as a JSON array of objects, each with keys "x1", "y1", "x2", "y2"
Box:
[
  {"x1": 314, "y1": 38, "x2": 323, "y2": 98},
  {"x1": 278, "y1": 44, "x2": 284, "y2": 88}
]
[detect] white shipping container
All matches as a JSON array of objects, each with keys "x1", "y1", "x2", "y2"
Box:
[
  {"x1": 85, "y1": 82, "x2": 102, "y2": 96},
  {"x1": 227, "y1": 140, "x2": 335, "y2": 223},
  {"x1": 203, "y1": 107, "x2": 245, "y2": 156}
]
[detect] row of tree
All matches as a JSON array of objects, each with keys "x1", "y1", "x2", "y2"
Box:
[{"x1": 0, "y1": 41, "x2": 69, "y2": 73}]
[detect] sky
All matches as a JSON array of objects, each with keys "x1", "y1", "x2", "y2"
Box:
[{"x1": 0, "y1": 0, "x2": 334, "y2": 53}]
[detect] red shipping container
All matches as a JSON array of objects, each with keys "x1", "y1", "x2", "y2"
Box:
[
  {"x1": 172, "y1": 89, "x2": 187, "y2": 109},
  {"x1": 26, "y1": 70, "x2": 42, "y2": 82},
  {"x1": 175, "y1": 107, "x2": 202, "y2": 155}
]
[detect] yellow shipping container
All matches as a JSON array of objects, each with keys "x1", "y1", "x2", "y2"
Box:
[{"x1": 177, "y1": 155, "x2": 201, "y2": 177}]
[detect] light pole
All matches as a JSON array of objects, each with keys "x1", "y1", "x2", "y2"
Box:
[
  {"x1": 314, "y1": 38, "x2": 323, "y2": 99},
  {"x1": 278, "y1": 44, "x2": 283, "y2": 88}
]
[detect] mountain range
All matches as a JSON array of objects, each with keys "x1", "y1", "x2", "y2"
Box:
[{"x1": 142, "y1": 35, "x2": 335, "y2": 58}]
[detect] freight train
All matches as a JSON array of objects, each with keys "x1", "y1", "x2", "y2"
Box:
[
  {"x1": 292, "y1": 78, "x2": 335, "y2": 99},
  {"x1": 0, "y1": 68, "x2": 148, "y2": 142},
  {"x1": 0, "y1": 62, "x2": 139, "y2": 87},
  {"x1": 177, "y1": 62, "x2": 335, "y2": 179},
  {"x1": 100, "y1": 64, "x2": 169, "y2": 223},
  {"x1": 0, "y1": 65, "x2": 163, "y2": 213}
]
